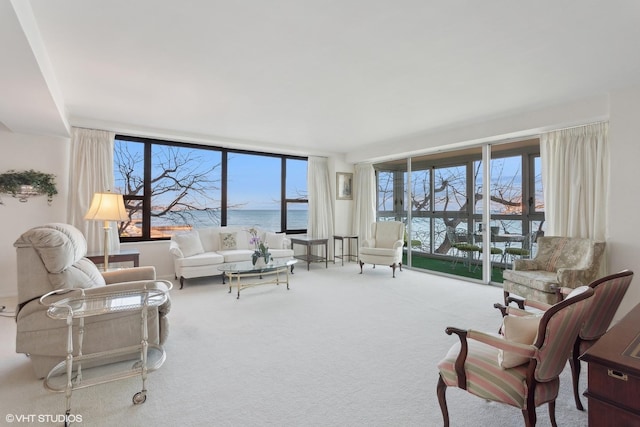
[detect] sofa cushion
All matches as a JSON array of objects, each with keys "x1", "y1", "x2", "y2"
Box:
[
  {"x1": 265, "y1": 232, "x2": 286, "y2": 249},
  {"x1": 360, "y1": 247, "x2": 397, "y2": 257},
  {"x1": 195, "y1": 227, "x2": 220, "y2": 252},
  {"x1": 173, "y1": 231, "x2": 205, "y2": 257},
  {"x1": 220, "y1": 232, "x2": 238, "y2": 250},
  {"x1": 176, "y1": 252, "x2": 225, "y2": 268},
  {"x1": 503, "y1": 270, "x2": 558, "y2": 293},
  {"x1": 218, "y1": 249, "x2": 253, "y2": 263}
]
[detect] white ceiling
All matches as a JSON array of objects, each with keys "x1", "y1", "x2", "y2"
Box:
[{"x1": 3, "y1": 1, "x2": 640, "y2": 156}]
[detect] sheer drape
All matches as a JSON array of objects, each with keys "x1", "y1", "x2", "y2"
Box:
[
  {"x1": 352, "y1": 163, "x2": 376, "y2": 242},
  {"x1": 307, "y1": 156, "x2": 334, "y2": 258},
  {"x1": 68, "y1": 128, "x2": 119, "y2": 253},
  {"x1": 540, "y1": 122, "x2": 608, "y2": 240}
]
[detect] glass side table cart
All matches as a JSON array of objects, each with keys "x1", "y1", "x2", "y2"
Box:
[{"x1": 40, "y1": 280, "x2": 172, "y2": 426}]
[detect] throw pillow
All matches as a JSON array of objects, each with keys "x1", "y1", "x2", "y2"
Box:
[
  {"x1": 497, "y1": 314, "x2": 542, "y2": 369},
  {"x1": 265, "y1": 232, "x2": 286, "y2": 249},
  {"x1": 173, "y1": 231, "x2": 204, "y2": 257},
  {"x1": 220, "y1": 232, "x2": 238, "y2": 250}
]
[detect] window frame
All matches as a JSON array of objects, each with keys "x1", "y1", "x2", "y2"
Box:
[
  {"x1": 115, "y1": 135, "x2": 308, "y2": 242},
  {"x1": 374, "y1": 139, "x2": 542, "y2": 259}
]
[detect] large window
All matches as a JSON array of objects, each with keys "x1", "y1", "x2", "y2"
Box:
[
  {"x1": 114, "y1": 136, "x2": 307, "y2": 240},
  {"x1": 375, "y1": 139, "x2": 543, "y2": 282}
]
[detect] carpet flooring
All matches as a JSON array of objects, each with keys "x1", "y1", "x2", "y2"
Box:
[{"x1": 0, "y1": 263, "x2": 588, "y2": 426}]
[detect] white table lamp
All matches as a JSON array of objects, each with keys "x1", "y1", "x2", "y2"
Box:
[{"x1": 84, "y1": 192, "x2": 128, "y2": 271}]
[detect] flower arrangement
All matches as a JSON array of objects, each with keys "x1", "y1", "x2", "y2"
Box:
[{"x1": 248, "y1": 227, "x2": 271, "y2": 265}]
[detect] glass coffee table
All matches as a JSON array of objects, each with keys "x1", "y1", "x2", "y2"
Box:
[{"x1": 218, "y1": 259, "x2": 297, "y2": 299}]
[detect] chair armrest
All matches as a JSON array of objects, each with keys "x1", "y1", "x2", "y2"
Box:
[
  {"x1": 361, "y1": 239, "x2": 374, "y2": 248},
  {"x1": 444, "y1": 326, "x2": 536, "y2": 388},
  {"x1": 102, "y1": 266, "x2": 156, "y2": 284},
  {"x1": 512, "y1": 259, "x2": 540, "y2": 270},
  {"x1": 169, "y1": 241, "x2": 184, "y2": 258},
  {"x1": 556, "y1": 268, "x2": 591, "y2": 288},
  {"x1": 392, "y1": 239, "x2": 404, "y2": 249},
  {"x1": 493, "y1": 303, "x2": 535, "y2": 318},
  {"x1": 494, "y1": 303, "x2": 509, "y2": 317},
  {"x1": 523, "y1": 299, "x2": 552, "y2": 311},
  {"x1": 550, "y1": 285, "x2": 574, "y2": 301},
  {"x1": 446, "y1": 327, "x2": 536, "y2": 359},
  {"x1": 508, "y1": 294, "x2": 551, "y2": 311},
  {"x1": 506, "y1": 296, "x2": 525, "y2": 309},
  {"x1": 467, "y1": 329, "x2": 537, "y2": 357}
]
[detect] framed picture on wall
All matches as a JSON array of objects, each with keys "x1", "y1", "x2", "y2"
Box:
[{"x1": 336, "y1": 172, "x2": 353, "y2": 200}]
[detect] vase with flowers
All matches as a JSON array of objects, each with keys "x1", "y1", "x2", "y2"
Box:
[{"x1": 248, "y1": 227, "x2": 271, "y2": 267}]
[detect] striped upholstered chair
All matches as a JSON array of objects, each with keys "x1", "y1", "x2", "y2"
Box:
[
  {"x1": 437, "y1": 286, "x2": 594, "y2": 427},
  {"x1": 502, "y1": 270, "x2": 634, "y2": 411}
]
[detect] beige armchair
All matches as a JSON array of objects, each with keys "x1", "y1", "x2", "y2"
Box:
[
  {"x1": 14, "y1": 223, "x2": 171, "y2": 378},
  {"x1": 502, "y1": 236, "x2": 606, "y2": 304},
  {"x1": 358, "y1": 221, "x2": 405, "y2": 278}
]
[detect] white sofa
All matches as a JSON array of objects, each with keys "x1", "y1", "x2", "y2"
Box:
[{"x1": 169, "y1": 226, "x2": 293, "y2": 288}]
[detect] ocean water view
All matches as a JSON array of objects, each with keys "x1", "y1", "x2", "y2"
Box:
[
  {"x1": 227, "y1": 209, "x2": 307, "y2": 230},
  {"x1": 149, "y1": 209, "x2": 308, "y2": 233}
]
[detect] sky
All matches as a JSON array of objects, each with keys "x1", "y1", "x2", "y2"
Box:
[{"x1": 114, "y1": 139, "x2": 308, "y2": 210}]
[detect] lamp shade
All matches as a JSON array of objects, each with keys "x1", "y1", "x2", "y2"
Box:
[{"x1": 84, "y1": 192, "x2": 128, "y2": 221}]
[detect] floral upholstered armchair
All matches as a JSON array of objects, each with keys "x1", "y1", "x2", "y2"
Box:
[{"x1": 502, "y1": 236, "x2": 606, "y2": 305}]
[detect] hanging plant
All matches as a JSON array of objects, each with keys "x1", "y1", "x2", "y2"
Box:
[{"x1": 0, "y1": 169, "x2": 58, "y2": 204}]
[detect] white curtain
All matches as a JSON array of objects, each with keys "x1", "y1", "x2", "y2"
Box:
[
  {"x1": 540, "y1": 122, "x2": 609, "y2": 240},
  {"x1": 68, "y1": 127, "x2": 119, "y2": 253},
  {"x1": 307, "y1": 156, "x2": 335, "y2": 258},
  {"x1": 352, "y1": 163, "x2": 376, "y2": 242}
]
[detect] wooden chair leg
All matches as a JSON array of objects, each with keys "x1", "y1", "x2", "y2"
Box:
[
  {"x1": 548, "y1": 400, "x2": 557, "y2": 427},
  {"x1": 570, "y1": 343, "x2": 585, "y2": 410},
  {"x1": 503, "y1": 290, "x2": 510, "y2": 305},
  {"x1": 359, "y1": 261, "x2": 364, "y2": 274},
  {"x1": 522, "y1": 408, "x2": 536, "y2": 427},
  {"x1": 437, "y1": 375, "x2": 450, "y2": 427},
  {"x1": 391, "y1": 263, "x2": 396, "y2": 278},
  {"x1": 522, "y1": 381, "x2": 538, "y2": 427}
]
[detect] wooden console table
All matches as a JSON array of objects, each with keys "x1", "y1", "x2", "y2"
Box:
[
  {"x1": 580, "y1": 302, "x2": 640, "y2": 426},
  {"x1": 86, "y1": 248, "x2": 140, "y2": 268},
  {"x1": 290, "y1": 236, "x2": 328, "y2": 270}
]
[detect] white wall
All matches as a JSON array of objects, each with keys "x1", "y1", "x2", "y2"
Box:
[
  {"x1": 0, "y1": 130, "x2": 69, "y2": 297},
  {"x1": 330, "y1": 155, "x2": 354, "y2": 236},
  {"x1": 607, "y1": 84, "x2": 640, "y2": 320},
  {"x1": 121, "y1": 240, "x2": 174, "y2": 279},
  {"x1": 346, "y1": 94, "x2": 609, "y2": 165}
]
